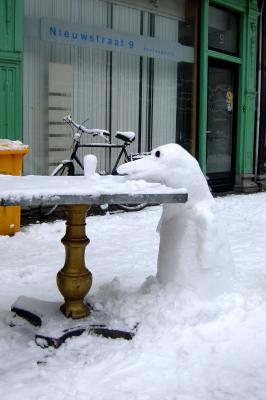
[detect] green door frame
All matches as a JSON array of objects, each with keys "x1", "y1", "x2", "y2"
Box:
[{"x1": 198, "y1": 0, "x2": 259, "y2": 192}]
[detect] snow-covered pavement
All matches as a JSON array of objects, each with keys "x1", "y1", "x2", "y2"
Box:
[{"x1": 0, "y1": 192, "x2": 266, "y2": 400}]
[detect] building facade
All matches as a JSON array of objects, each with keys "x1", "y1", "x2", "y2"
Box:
[{"x1": 0, "y1": 0, "x2": 260, "y2": 193}]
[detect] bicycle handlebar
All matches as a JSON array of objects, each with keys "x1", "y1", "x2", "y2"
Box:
[{"x1": 63, "y1": 115, "x2": 110, "y2": 141}]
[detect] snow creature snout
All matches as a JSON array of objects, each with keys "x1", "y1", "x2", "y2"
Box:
[{"x1": 118, "y1": 143, "x2": 212, "y2": 205}]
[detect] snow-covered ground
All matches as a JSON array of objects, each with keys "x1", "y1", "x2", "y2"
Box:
[{"x1": 0, "y1": 192, "x2": 266, "y2": 400}]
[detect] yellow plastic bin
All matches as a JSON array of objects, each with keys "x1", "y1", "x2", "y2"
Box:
[{"x1": 0, "y1": 140, "x2": 30, "y2": 236}]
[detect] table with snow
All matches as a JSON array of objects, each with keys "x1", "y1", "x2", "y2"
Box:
[{"x1": 0, "y1": 172, "x2": 187, "y2": 347}]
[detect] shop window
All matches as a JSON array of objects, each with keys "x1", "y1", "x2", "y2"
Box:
[{"x1": 23, "y1": 0, "x2": 198, "y2": 174}]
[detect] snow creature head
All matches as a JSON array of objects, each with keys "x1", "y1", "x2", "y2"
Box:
[{"x1": 118, "y1": 143, "x2": 212, "y2": 204}]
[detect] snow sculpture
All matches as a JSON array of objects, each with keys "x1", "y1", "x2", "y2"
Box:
[
  {"x1": 84, "y1": 154, "x2": 97, "y2": 178},
  {"x1": 118, "y1": 143, "x2": 234, "y2": 299}
]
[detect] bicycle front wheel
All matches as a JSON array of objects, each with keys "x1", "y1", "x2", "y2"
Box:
[{"x1": 39, "y1": 162, "x2": 74, "y2": 218}]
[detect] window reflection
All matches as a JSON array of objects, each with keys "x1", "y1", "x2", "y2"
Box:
[{"x1": 208, "y1": 6, "x2": 239, "y2": 55}]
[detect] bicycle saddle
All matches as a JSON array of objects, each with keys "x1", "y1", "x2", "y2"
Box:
[{"x1": 115, "y1": 131, "x2": 135, "y2": 143}]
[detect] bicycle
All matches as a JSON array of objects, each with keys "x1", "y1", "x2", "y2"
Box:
[{"x1": 39, "y1": 115, "x2": 149, "y2": 217}]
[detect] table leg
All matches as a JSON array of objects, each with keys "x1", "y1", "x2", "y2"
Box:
[
  {"x1": 57, "y1": 204, "x2": 92, "y2": 319},
  {"x1": 11, "y1": 203, "x2": 136, "y2": 346}
]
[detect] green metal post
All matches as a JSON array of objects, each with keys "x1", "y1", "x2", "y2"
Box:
[
  {"x1": 235, "y1": 11, "x2": 246, "y2": 176},
  {"x1": 242, "y1": 4, "x2": 258, "y2": 174},
  {"x1": 198, "y1": 0, "x2": 209, "y2": 174},
  {"x1": 234, "y1": 1, "x2": 259, "y2": 192}
]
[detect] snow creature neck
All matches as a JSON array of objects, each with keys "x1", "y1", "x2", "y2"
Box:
[{"x1": 117, "y1": 143, "x2": 234, "y2": 299}]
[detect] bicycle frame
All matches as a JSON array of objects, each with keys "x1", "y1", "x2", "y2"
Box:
[
  {"x1": 39, "y1": 117, "x2": 148, "y2": 217},
  {"x1": 69, "y1": 137, "x2": 130, "y2": 175}
]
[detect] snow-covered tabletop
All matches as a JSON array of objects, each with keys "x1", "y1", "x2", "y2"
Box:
[
  {"x1": 0, "y1": 174, "x2": 188, "y2": 206},
  {"x1": 1, "y1": 173, "x2": 188, "y2": 346}
]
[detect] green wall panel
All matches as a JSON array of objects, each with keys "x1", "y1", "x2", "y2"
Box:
[
  {"x1": 14, "y1": 0, "x2": 23, "y2": 51},
  {"x1": 0, "y1": 0, "x2": 15, "y2": 52},
  {"x1": 0, "y1": 62, "x2": 22, "y2": 140},
  {"x1": 0, "y1": 0, "x2": 23, "y2": 141}
]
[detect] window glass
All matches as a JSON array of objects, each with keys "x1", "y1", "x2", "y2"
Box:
[
  {"x1": 23, "y1": 0, "x2": 197, "y2": 174},
  {"x1": 207, "y1": 66, "x2": 235, "y2": 174},
  {"x1": 208, "y1": 6, "x2": 239, "y2": 55}
]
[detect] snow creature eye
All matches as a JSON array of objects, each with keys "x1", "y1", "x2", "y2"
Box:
[{"x1": 155, "y1": 150, "x2": 161, "y2": 158}]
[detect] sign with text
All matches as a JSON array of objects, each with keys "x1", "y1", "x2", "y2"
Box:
[{"x1": 41, "y1": 17, "x2": 194, "y2": 63}]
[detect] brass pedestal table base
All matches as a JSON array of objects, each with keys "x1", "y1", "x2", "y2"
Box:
[
  {"x1": 57, "y1": 205, "x2": 92, "y2": 319},
  {"x1": 11, "y1": 205, "x2": 135, "y2": 347}
]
